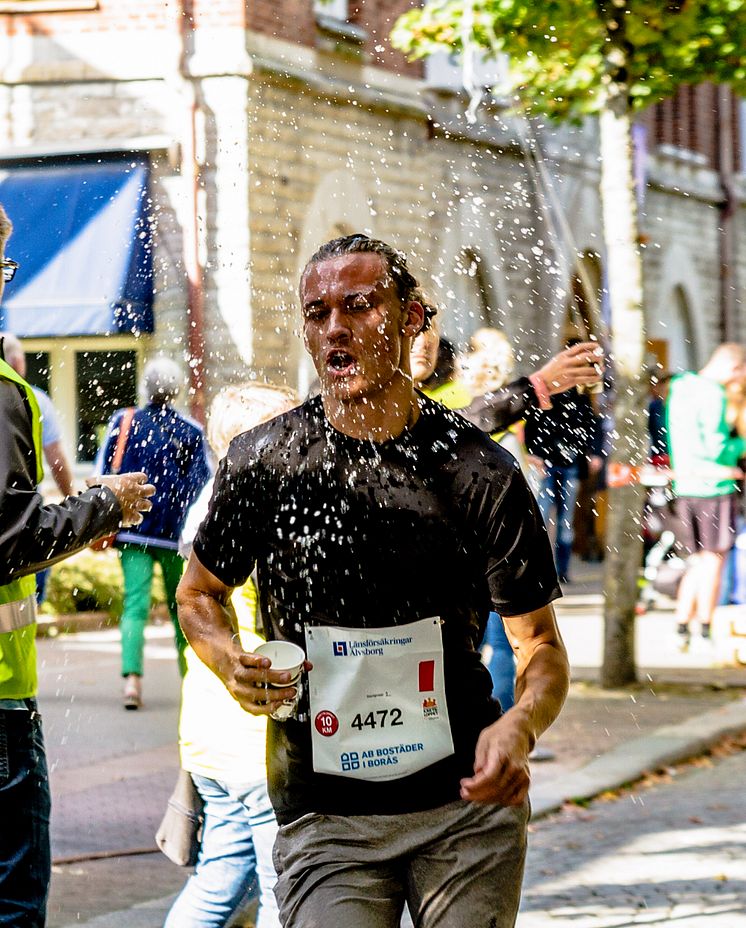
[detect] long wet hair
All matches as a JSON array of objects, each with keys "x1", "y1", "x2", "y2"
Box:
[{"x1": 302, "y1": 233, "x2": 436, "y2": 331}]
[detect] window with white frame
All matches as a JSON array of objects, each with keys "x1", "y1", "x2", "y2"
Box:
[{"x1": 21, "y1": 337, "x2": 144, "y2": 468}]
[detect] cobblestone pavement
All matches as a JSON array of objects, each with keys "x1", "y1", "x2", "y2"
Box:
[{"x1": 520, "y1": 748, "x2": 746, "y2": 927}]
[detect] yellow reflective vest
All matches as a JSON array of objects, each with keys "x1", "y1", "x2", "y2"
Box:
[{"x1": 0, "y1": 357, "x2": 43, "y2": 699}]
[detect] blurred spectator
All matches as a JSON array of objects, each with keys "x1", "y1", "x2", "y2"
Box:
[
  {"x1": 458, "y1": 328, "x2": 530, "y2": 714},
  {"x1": 96, "y1": 357, "x2": 210, "y2": 709},
  {"x1": 411, "y1": 310, "x2": 604, "y2": 433},
  {"x1": 0, "y1": 333, "x2": 74, "y2": 498},
  {"x1": 524, "y1": 342, "x2": 602, "y2": 584},
  {"x1": 412, "y1": 330, "x2": 471, "y2": 408},
  {"x1": 460, "y1": 327, "x2": 536, "y2": 490},
  {"x1": 165, "y1": 383, "x2": 297, "y2": 928},
  {"x1": 1, "y1": 202, "x2": 154, "y2": 927},
  {"x1": 412, "y1": 315, "x2": 600, "y2": 757},
  {"x1": 666, "y1": 344, "x2": 746, "y2": 650},
  {"x1": 648, "y1": 372, "x2": 673, "y2": 466}
]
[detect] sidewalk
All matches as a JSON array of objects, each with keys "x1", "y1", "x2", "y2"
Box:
[{"x1": 43, "y1": 571, "x2": 746, "y2": 927}]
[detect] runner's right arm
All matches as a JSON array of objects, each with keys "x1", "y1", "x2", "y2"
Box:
[{"x1": 177, "y1": 550, "x2": 301, "y2": 715}]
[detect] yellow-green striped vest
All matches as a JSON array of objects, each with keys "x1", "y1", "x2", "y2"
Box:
[{"x1": 0, "y1": 356, "x2": 43, "y2": 699}]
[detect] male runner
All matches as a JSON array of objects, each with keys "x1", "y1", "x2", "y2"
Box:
[{"x1": 177, "y1": 234, "x2": 569, "y2": 928}]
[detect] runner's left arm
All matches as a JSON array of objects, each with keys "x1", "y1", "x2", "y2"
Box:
[
  {"x1": 460, "y1": 445, "x2": 568, "y2": 806},
  {"x1": 459, "y1": 604, "x2": 569, "y2": 805}
]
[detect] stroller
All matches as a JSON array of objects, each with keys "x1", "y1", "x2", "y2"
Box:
[{"x1": 638, "y1": 466, "x2": 687, "y2": 612}]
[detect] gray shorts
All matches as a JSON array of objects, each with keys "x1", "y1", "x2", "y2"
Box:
[{"x1": 272, "y1": 799, "x2": 529, "y2": 928}]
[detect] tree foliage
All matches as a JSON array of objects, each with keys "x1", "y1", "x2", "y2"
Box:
[{"x1": 392, "y1": 0, "x2": 746, "y2": 119}]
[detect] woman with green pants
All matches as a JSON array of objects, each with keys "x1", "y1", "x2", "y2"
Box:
[
  {"x1": 118, "y1": 543, "x2": 189, "y2": 679},
  {"x1": 96, "y1": 358, "x2": 210, "y2": 708}
]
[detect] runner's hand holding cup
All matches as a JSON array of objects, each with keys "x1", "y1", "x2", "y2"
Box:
[{"x1": 242, "y1": 640, "x2": 308, "y2": 721}]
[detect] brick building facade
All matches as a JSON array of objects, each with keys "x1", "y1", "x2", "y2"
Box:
[{"x1": 0, "y1": 0, "x2": 744, "y2": 468}]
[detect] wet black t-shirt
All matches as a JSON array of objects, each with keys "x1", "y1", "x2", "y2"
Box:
[{"x1": 194, "y1": 395, "x2": 560, "y2": 824}]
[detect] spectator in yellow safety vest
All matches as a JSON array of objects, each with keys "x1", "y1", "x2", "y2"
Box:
[{"x1": 0, "y1": 202, "x2": 156, "y2": 927}]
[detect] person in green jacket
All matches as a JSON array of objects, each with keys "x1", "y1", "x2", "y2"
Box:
[
  {"x1": 0, "y1": 203, "x2": 156, "y2": 926},
  {"x1": 666, "y1": 343, "x2": 746, "y2": 651}
]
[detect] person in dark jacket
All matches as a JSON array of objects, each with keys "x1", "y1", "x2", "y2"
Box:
[
  {"x1": 410, "y1": 311, "x2": 604, "y2": 433},
  {"x1": 524, "y1": 361, "x2": 602, "y2": 584},
  {"x1": 0, "y1": 202, "x2": 155, "y2": 927},
  {"x1": 97, "y1": 358, "x2": 210, "y2": 708}
]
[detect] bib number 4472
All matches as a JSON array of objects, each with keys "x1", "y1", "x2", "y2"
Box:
[{"x1": 351, "y1": 708, "x2": 403, "y2": 731}]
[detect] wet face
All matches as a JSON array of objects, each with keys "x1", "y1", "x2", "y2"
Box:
[
  {"x1": 301, "y1": 252, "x2": 423, "y2": 403},
  {"x1": 410, "y1": 322, "x2": 440, "y2": 386}
]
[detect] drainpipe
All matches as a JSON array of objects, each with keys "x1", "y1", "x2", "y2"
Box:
[
  {"x1": 717, "y1": 84, "x2": 737, "y2": 344},
  {"x1": 177, "y1": 0, "x2": 206, "y2": 424}
]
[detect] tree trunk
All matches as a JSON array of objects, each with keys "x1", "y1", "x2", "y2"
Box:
[{"x1": 598, "y1": 103, "x2": 648, "y2": 688}]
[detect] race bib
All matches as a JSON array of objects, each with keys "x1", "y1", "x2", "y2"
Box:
[{"x1": 305, "y1": 617, "x2": 454, "y2": 781}]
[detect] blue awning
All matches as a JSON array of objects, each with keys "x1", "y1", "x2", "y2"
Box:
[{"x1": 0, "y1": 160, "x2": 154, "y2": 337}]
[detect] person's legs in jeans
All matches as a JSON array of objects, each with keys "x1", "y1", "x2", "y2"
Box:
[
  {"x1": 554, "y1": 465, "x2": 581, "y2": 581},
  {"x1": 164, "y1": 774, "x2": 266, "y2": 928},
  {"x1": 34, "y1": 569, "x2": 50, "y2": 606},
  {"x1": 0, "y1": 703, "x2": 51, "y2": 928},
  {"x1": 479, "y1": 612, "x2": 515, "y2": 711},
  {"x1": 538, "y1": 466, "x2": 569, "y2": 578},
  {"x1": 154, "y1": 547, "x2": 188, "y2": 677},
  {"x1": 229, "y1": 779, "x2": 280, "y2": 928},
  {"x1": 537, "y1": 466, "x2": 558, "y2": 532}
]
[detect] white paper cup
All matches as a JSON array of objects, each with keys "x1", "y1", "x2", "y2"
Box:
[
  {"x1": 254, "y1": 640, "x2": 306, "y2": 721},
  {"x1": 254, "y1": 640, "x2": 305, "y2": 686}
]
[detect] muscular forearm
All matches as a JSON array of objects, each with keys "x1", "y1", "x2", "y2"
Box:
[
  {"x1": 460, "y1": 605, "x2": 568, "y2": 804},
  {"x1": 176, "y1": 581, "x2": 239, "y2": 684},
  {"x1": 511, "y1": 637, "x2": 570, "y2": 750},
  {"x1": 177, "y1": 555, "x2": 301, "y2": 716}
]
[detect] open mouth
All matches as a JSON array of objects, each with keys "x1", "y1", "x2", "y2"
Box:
[{"x1": 326, "y1": 349, "x2": 357, "y2": 376}]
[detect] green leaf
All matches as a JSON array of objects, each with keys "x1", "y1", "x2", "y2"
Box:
[{"x1": 391, "y1": 0, "x2": 746, "y2": 118}]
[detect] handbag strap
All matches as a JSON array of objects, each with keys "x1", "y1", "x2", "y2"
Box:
[{"x1": 111, "y1": 407, "x2": 136, "y2": 474}]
